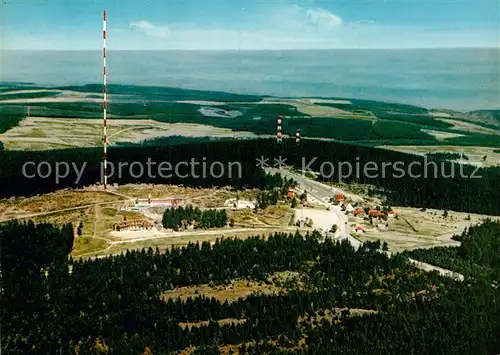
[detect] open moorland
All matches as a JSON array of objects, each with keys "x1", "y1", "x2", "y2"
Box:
[
  {"x1": 351, "y1": 206, "x2": 500, "y2": 251},
  {"x1": 1, "y1": 83, "x2": 499, "y2": 155},
  {"x1": 0, "y1": 182, "x2": 309, "y2": 259}
]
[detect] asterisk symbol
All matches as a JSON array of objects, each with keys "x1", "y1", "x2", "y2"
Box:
[
  {"x1": 256, "y1": 156, "x2": 269, "y2": 168},
  {"x1": 273, "y1": 156, "x2": 287, "y2": 169}
]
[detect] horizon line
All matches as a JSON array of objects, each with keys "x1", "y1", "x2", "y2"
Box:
[{"x1": 1, "y1": 47, "x2": 497, "y2": 52}]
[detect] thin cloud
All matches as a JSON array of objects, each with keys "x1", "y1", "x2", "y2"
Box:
[
  {"x1": 279, "y1": 5, "x2": 343, "y2": 33},
  {"x1": 116, "y1": 5, "x2": 496, "y2": 50},
  {"x1": 305, "y1": 8, "x2": 343, "y2": 29},
  {"x1": 129, "y1": 20, "x2": 170, "y2": 38}
]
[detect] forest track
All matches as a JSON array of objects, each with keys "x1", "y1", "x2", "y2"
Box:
[{"x1": 0, "y1": 200, "x2": 127, "y2": 223}]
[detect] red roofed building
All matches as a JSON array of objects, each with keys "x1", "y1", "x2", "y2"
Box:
[
  {"x1": 335, "y1": 194, "x2": 345, "y2": 201},
  {"x1": 354, "y1": 208, "x2": 365, "y2": 217},
  {"x1": 355, "y1": 225, "x2": 366, "y2": 233}
]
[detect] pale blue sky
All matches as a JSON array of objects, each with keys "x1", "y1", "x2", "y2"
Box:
[{"x1": 1, "y1": 0, "x2": 499, "y2": 49}]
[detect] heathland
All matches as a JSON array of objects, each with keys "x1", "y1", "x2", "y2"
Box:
[{"x1": 1, "y1": 83, "x2": 499, "y2": 155}]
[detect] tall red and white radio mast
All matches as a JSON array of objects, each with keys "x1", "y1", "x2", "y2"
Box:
[{"x1": 103, "y1": 10, "x2": 108, "y2": 190}]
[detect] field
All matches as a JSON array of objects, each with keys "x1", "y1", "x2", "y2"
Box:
[
  {"x1": 1, "y1": 84, "x2": 498, "y2": 151},
  {"x1": 161, "y1": 272, "x2": 300, "y2": 303},
  {"x1": 0, "y1": 116, "x2": 259, "y2": 150},
  {"x1": 0, "y1": 189, "x2": 123, "y2": 221},
  {"x1": 378, "y1": 145, "x2": 500, "y2": 166},
  {"x1": 438, "y1": 118, "x2": 500, "y2": 135},
  {"x1": 421, "y1": 129, "x2": 465, "y2": 140}
]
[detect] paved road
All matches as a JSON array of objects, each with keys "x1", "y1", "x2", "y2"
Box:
[
  {"x1": 268, "y1": 167, "x2": 360, "y2": 244},
  {"x1": 272, "y1": 168, "x2": 464, "y2": 281},
  {"x1": 267, "y1": 167, "x2": 345, "y2": 202}
]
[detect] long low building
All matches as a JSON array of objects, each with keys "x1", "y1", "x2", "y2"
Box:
[
  {"x1": 112, "y1": 219, "x2": 156, "y2": 231},
  {"x1": 134, "y1": 197, "x2": 184, "y2": 207}
]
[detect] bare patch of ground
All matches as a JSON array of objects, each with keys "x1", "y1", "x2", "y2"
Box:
[
  {"x1": 175, "y1": 100, "x2": 226, "y2": 106},
  {"x1": 261, "y1": 98, "x2": 373, "y2": 119},
  {"x1": 0, "y1": 116, "x2": 257, "y2": 150},
  {"x1": 231, "y1": 209, "x2": 267, "y2": 227},
  {"x1": 429, "y1": 111, "x2": 453, "y2": 118},
  {"x1": 378, "y1": 145, "x2": 500, "y2": 167},
  {"x1": 199, "y1": 107, "x2": 242, "y2": 118},
  {"x1": 253, "y1": 204, "x2": 295, "y2": 226},
  {"x1": 0, "y1": 89, "x2": 62, "y2": 96},
  {"x1": 0, "y1": 89, "x2": 128, "y2": 104},
  {"x1": 224, "y1": 198, "x2": 256, "y2": 209},
  {"x1": 421, "y1": 129, "x2": 465, "y2": 140},
  {"x1": 438, "y1": 118, "x2": 500, "y2": 135},
  {"x1": 0, "y1": 190, "x2": 123, "y2": 221},
  {"x1": 352, "y1": 207, "x2": 500, "y2": 251},
  {"x1": 306, "y1": 99, "x2": 352, "y2": 105},
  {"x1": 116, "y1": 184, "x2": 213, "y2": 200},
  {"x1": 161, "y1": 277, "x2": 288, "y2": 303},
  {"x1": 293, "y1": 207, "x2": 339, "y2": 232},
  {"x1": 298, "y1": 308, "x2": 377, "y2": 329}
]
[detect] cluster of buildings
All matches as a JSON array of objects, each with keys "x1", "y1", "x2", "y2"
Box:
[
  {"x1": 133, "y1": 195, "x2": 184, "y2": 207},
  {"x1": 353, "y1": 208, "x2": 395, "y2": 219},
  {"x1": 120, "y1": 195, "x2": 185, "y2": 212},
  {"x1": 331, "y1": 193, "x2": 396, "y2": 234},
  {"x1": 334, "y1": 193, "x2": 395, "y2": 219}
]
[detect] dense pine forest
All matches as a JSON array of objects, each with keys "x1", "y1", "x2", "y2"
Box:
[
  {"x1": 426, "y1": 152, "x2": 468, "y2": 161},
  {"x1": 2, "y1": 220, "x2": 500, "y2": 354},
  {"x1": 404, "y1": 220, "x2": 500, "y2": 281},
  {"x1": 1, "y1": 138, "x2": 499, "y2": 215},
  {"x1": 162, "y1": 206, "x2": 228, "y2": 230}
]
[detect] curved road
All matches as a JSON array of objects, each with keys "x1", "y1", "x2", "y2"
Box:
[{"x1": 272, "y1": 168, "x2": 464, "y2": 281}]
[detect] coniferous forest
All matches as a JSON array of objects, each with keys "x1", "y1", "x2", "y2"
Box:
[
  {"x1": 162, "y1": 206, "x2": 228, "y2": 230},
  {"x1": 2, "y1": 220, "x2": 500, "y2": 354},
  {"x1": 1, "y1": 138, "x2": 499, "y2": 215},
  {"x1": 404, "y1": 219, "x2": 500, "y2": 281}
]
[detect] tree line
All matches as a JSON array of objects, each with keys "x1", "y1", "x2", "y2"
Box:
[
  {"x1": 162, "y1": 206, "x2": 228, "y2": 230},
  {"x1": 1, "y1": 138, "x2": 500, "y2": 215},
  {"x1": 3, "y1": 218, "x2": 500, "y2": 354},
  {"x1": 404, "y1": 219, "x2": 500, "y2": 280},
  {"x1": 426, "y1": 152, "x2": 469, "y2": 161}
]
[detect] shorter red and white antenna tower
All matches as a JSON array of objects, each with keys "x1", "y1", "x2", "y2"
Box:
[
  {"x1": 103, "y1": 9, "x2": 108, "y2": 190},
  {"x1": 276, "y1": 115, "x2": 283, "y2": 143},
  {"x1": 296, "y1": 128, "x2": 300, "y2": 145}
]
